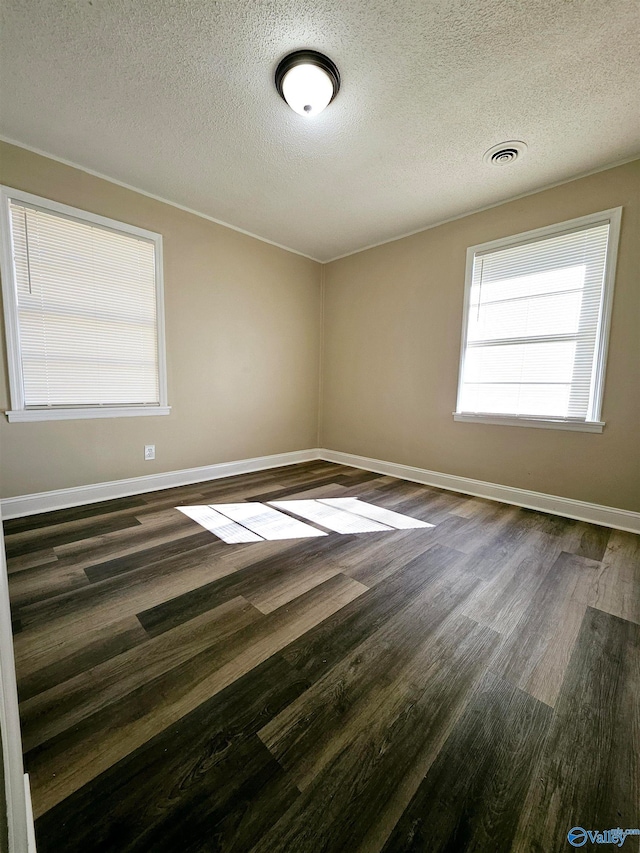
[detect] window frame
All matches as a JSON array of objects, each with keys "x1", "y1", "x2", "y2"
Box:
[
  {"x1": 453, "y1": 207, "x2": 622, "y2": 433},
  {"x1": 0, "y1": 186, "x2": 170, "y2": 422}
]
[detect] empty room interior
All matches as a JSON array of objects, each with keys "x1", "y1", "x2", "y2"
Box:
[{"x1": 0, "y1": 2, "x2": 639, "y2": 852}]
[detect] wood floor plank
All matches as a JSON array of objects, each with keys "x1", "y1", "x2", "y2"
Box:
[
  {"x1": 235, "y1": 466, "x2": 354, "y2": 503},
  {"x1": 461, "y1": 529, "x2": 561, "y2": 634},
  {"x1": 6, "y1": 550, "x2": 58, "y2": 575},
  {"x1": 1, "y1": 495, "x2": 147, "y2": 536},
  {"x1": 116, "y1": 489, "x2": 212, "y2": 517},
  {"x1": 14, "y1": 611, "x2": 147, "y2": 678},
  {"x1": 157, "y1": 477, "x2": 301, "y2": 511},
  {"x1": 9, "y1": 563, "x2": 90, "y2": 609},
  {"x1": 447, "y1": 495, "x2": 501, "y2": 518},
  {"x1": 13, "y1": 539, "x2": 291, "y2": 662},
  {"x1": 4, "y1": 515, "x2": 143, "y2": 559},
  {"x1": 33, "y1": 653, "x2": 309, "y2": 853},
  {"x1": 16, "y1": 536, "x2": 275, "y2": 636},
  {"x1": 249, "y1": 477, "x2": 350, "y2": 503},
  {"x1": 5, "y1": 512, "x2": 141, "y2": 552},
  {"x1": 20, "y1": 596, "x2": 263, "y2": 751},
  {"x1": 516, "y1": 507, "x2": 578, "y2": 537},
  {"x1": 381, "y1": 671, "x2": 552, "y2": 853},
  {"x1": 131, "y1": 464, "x2": 313, "y2": 506},
  {"x1": 259, "y1": 561, "x2": 483, "y2": 791},
  {"x1": 380, "y1": 486, "x2": 470, "y2": 524},
  {"x1": 489, "y1": 550, "x2": 602, "y2": 707},
  {"x1": 334, "y1": 469, "x2": 383, "y2": 486},
  {"x1": 135, "y1": 535, "x2": 348, "y2": 636},
  {"x1": 321, "y1": 479, "x2": 398, "y2": 506},
  {"x1": 252, "y1": 617, "x2": 500, "y2": 853},
  {"x1": 514, "y1": 608, "x2": 640, "y2": 853},
  {"x1": 521, "y1": 598, "x2": 588, "y2": 712},
  {"x1": 369, "y1": 479, "x2": 464, "y2": 510},
  {"x1": 330, "y1": 527, "x2": 441, "y2": 587},
  {"x1": 17, "y1": 532, "x2": 225, "y2": 630},
  {"x1": 16, "y1": 614, "x2": 149, "y2": 703},
  {"x1": 586, "y1": 529, "x2": 640, "y2": 624},
  {"x1": 50, "y1": 509, "x2": 200, "y2": 565},
  {"x1": 281, "y1": 543, "x2": 465, "y2": 681},
  {"x1": 558, "y1": 519, "x2": 612, "y2": 562},
  {"x1": 39, "y1": 735, "x2": 296, "y2": 853},
  {"x1": 25, "y1": 574, "x2": 367, "y2": 816},
  {"x1": 83, "y1": 530, "x2": 221, "y2": 583},
  {"x1": 263, "y1": 482, "x2": 351, "y2": 502},
  {"x1": 455, "y1": 508, "x2": 543, "y2": 581},
  {"x1": 446, "y1": 503, "x2": 528, "y2": 560},
  {"x1": 246, "y1": 563, "x2": 346, "y2": 614}
]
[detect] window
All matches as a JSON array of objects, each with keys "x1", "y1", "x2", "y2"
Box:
[
  {"x1": 454, "y1": 208, "x2": 622, "y2": 433},
  {"x1": 0, "y1": 187, "x2": 169, "y2": 422}
]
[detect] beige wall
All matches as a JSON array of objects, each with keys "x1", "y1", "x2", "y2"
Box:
[
  {"x1": 321, "y1": 159, "x2": 640, "y2": 512},
  {"x1": 1, "y1": 143, "x2": 639, "y2": 513},
  {"x1": 0, "y1": 142, "x2": 322, "y2": 498}
]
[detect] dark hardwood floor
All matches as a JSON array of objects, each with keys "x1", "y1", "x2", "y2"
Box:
[{"x1": 4, "y1": 461, "x2": 639, "y2": 852}]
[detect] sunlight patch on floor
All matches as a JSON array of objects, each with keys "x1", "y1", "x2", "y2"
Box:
[{"x1": 178, "y1": 498, "x2": 433, "y2": 544}]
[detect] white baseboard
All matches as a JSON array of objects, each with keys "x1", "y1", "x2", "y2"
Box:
[
  {"x1": 1, "y1": 446, "x2": 638, "y2": 533},
  {"x1": 0, "y1": 524, "x2": 29, "y2": 853},
  {"x1": 23, "y1": 775, "x2": 35, "y2": 853},
  {"x1": 320, "y1": 449, "x2": 640, "y2": 534},
  {"x1": 0, "y1": 449, "x2": 322, "y2": 519}
]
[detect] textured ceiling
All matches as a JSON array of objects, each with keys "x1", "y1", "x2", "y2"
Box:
[{"x1": 1, "y1": 0, "x2": 639, "y2": 261}]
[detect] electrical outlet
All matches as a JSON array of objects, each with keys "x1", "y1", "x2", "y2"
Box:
[{"x1": 144, "y1": 445, "x2": 155, "y2": 461}]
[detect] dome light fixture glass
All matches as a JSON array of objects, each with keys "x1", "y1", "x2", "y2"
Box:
[{"x1": 275, "y1": 50, "x2": 340, "y2": 117}]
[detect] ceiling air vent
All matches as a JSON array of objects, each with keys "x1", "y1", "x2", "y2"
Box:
[{"x1": 483, "y1": 140, "x2": 527, "y2": 165}]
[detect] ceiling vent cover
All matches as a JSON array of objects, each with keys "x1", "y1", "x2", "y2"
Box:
[{"x1": 483, "y1": 140, "x2": 527, "y2": 165}]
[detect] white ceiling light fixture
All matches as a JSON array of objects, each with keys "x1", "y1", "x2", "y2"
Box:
[{"x1": 275, "y1": 50, "x2": 340, "y2": 117}]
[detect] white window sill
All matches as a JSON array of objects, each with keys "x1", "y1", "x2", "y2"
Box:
[
  {"x1": 6, "y1": 406, "x2": 171, "y2": 423},
  {"x1": 453, "y1": 412, "x2": 604, "y2": 433}
]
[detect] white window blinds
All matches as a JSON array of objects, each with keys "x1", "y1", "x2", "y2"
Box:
[
  {"x1": 8, "y1": 200, "x2": 161, "y2": 408},
  {"x1": 457, "y1": 217, "x2": 616, "y2": 423}
]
